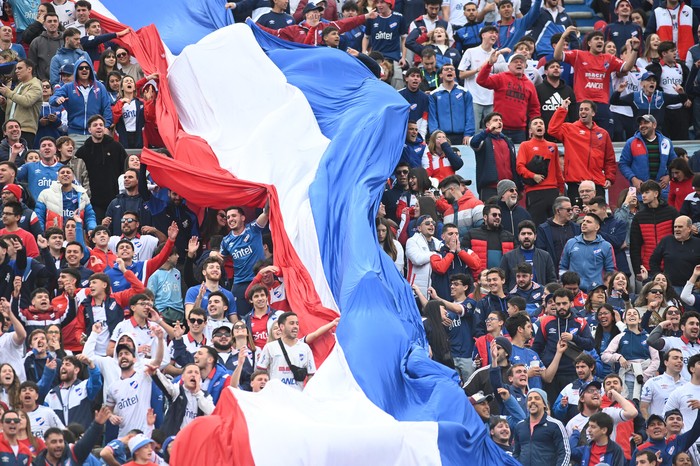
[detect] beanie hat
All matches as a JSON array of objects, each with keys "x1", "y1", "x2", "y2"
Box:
[
  {"x1": 528, "y1": 388, "x2": 548, "y2": 405},
  {"x1": 494, "y1": 336, "x2": 512, "y2": 357},
  {"x1": 497, "y1": 179, "x2": 517, "y2": 199}
]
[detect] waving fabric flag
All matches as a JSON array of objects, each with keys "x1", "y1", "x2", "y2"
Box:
[{"x1": 97, "y1": 11, "x2": 521, "y2": 466}]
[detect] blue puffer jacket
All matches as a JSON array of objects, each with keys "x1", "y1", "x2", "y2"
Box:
[
  {"x1": 619, "y1": 130, "x2": 675, "y2": 197},
  {"x1": 49, "y1": 57, "x2": 113, "y2": 135},
  {"x1": 513, "y1": 414, "x2": 571, "y2": 466}
]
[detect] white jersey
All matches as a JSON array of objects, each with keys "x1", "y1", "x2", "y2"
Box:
[
  {"x1": 659, "y1": 62, "x2": 684, "y2": 110},
  {"x1": 106, "y1": 370, "x2": 153, "y2": 437},
  {"x1": 566, "y1": 406, "x2": 629, "y2": 438},
  {"x1": 458, "y1": 46, "x2": 499, "y2": 105},
  {"x1": 108, "y1": 234, "x2": 159, "y2": 261},
  {"x1": 111, "y1": 319, "x2": 170, "y2": 367},
  {"x1": 51, "y1": 1, "x2": 75, "y2": 27},
  {"x1": 664, "y1": 381, "x2": 700, "y2": 433},
  {"x1": 641, "y1": 373, "x2": 687, "y2": 417},
  {"x1": 27, "y1": 405, "x2": 64, "y2": 439},
  {"x1": 661, "y1": 337, "x2": 700, "y2": 381},
  {"x1": 257, "y1": 339, "x2": 316, "y2": 391},
  {"x1": 0, "y1": 332, "x2": 26, "y2": 382}
]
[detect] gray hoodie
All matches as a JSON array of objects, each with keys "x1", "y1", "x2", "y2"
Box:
[{"x1": 28, "y1": 31, "x2": 62, "y2": 82}]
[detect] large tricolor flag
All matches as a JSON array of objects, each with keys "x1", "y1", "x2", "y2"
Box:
[{"x1": 89, "y1": 2, "x2": 522, "y2": 465}]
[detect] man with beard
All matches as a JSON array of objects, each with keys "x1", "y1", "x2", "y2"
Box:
[
  {"x1": 453, "y1": 2, "x2": 484, "y2": 55},
  {"x1": 533, "y1": 288, "x2": 595, "y2": 405},
  {"x1": 189, "y1": 346, "x2": 229, "y2": 404},
  {"x1": 258, "y1": 311, "x2": 316, "y2": 390},
  {"x1": 463, "y1": 204, "x2": 514, "y2": 271},
  {"x1": 152, "y1": 362, "x2": 215, "y2": 437},
  {"x1": 437, "y1": 175, "x2": 484, "y2": 239},
  {"x1": 513, "y1": 388, "x2": 569, "y2": 466},
  {"x1": 45, "y1": 354, "x2": 102, "y2": 429},
  {"x1": 632, "y1": 407, "x2": 700, "y2": 465},
  {"x1": 535, "y1": 60, "x2": 576, "y2": 135},
  {"x1": 649, "y1": 311, "x2": 700, "y2": 381},
  {"x1": 559, "y1": 213, "x2": 615, "y2": 293},
  {"x1": 490, "y1": 416, "x2": 513, "y2": 454},
  {"x1": 19, "y1": 381, "x2": 64, "y2": 438},
  {"x1": 382, "y1": 162, "x2": 411, "y2": 224},
  {"x1": 497, "y1": 180, "x2": 531, "y2": 238},
  {"x1": 211, "y1": 325, "x2": 236, "y2": 372},
  {"x1": 400, "y1": 122, "x2": 426, "y2": 169},
  {"x1": 103, "y1": 169, "x2": 152, "y2": 237},
  {"x1": 105, "y1": 222, "x2": 178, "y2": 293},
  {"x1": 640, "y1": 349, "x2": 686, "y2": 418},
  {"x1": 34, "y1": 406, "x2": 111, "y2": 466},
  {"x1": 399, "y1": 72, "x2": 429, "y2": 141},
  {"x1": 469, "y1": 113, "x2": 519, "y2": 200},
  {"x1": 507, "y1": 263, "x2": 544, "y2": 319},
  {"x1": 501, "y1": 220, "x2": 556, "y2": 292},
  {"x1": 516, "y1": 117, "x2": 564, "y2": 225},
  {"x1": 184, "y1": 258, "x2": 236, "y2": 320},
  {"x1": 106, "y1": 211, "x2": 159, "y2": 262},
  {"x1": 105, "y1": 327, "x2": 165, "y2": 436}
]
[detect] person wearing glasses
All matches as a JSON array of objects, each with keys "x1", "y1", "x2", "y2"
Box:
[
  {"x1": 0, "y1": 201, "x2": 38, "y2": 257},
  {"x1": 0, "y1": 410, "x2": 33, "y2": 464},
  {"x1": 105, "y1": 212, "x2": 158, "y2": 263},
  {"x1": 48, "y1": 28, "x2": 89, "y2": 87},
  {"x1": 463, "y1": 204, "x2": 514, "y2": 271},
  {"x1": 406, "y1": 214, "x2": 443, "y2": 298}
]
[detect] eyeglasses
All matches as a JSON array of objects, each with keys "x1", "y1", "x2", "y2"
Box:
[
  {"x1": 667, "y1": 310, "x2": 681, "y2": 315},
  {"x1": 233, "y1": 324, "x2": 246, "y2": 330},
  {"x1": 77, "y1": 66, "x2": 90, "y2": 71},
  {"x1": 42, "y1": 84, "x2": 51, "y2": 89},
  {"x1": 560, "y1": 207, "x2": 573, "y2": 212},
  {"x1": 121, "y1": 218, "x2": 137, "y2": 224},
  {"x1": 485, "y1": 317, "x2": 499, "y2": 322},
  {"x1": 136, "y1": 301, "x2": 153, "y2": 307},
  {"x1": 395, "y1": 169, "x2": 409, "y2": 175},
  {"x1": 649, "y1": 289, "x2": 664, "y2": 294},
  {"x1": 1, "y1": 211, "x2": 14, "y2": 216},
  {"x1": 3, "y1": 418, "x2": 19, "y2": 424},
  {"x1": 188, "y1": 318, "x2": 205, "y2": 325}
]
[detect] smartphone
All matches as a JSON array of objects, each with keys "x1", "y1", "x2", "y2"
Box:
[
  {"x1": 629, "y1": 186, "x2": 636, "y2": 197},
  {"x1": 573, "y1": 197, "x2": 584, "y2": 209}
]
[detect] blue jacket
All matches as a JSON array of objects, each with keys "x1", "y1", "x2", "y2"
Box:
[
  {"x1": 619, "y1": 130, "x2": 675, "y2": 195},
  {"x1": 49, "y1": 46, "x2": 90, "y2": 87},
  {"x1": 49, "y1": 57, "x2": 113, "y2": 135},
  {"x1": 598, "y1": 214, "x2": 630, "y2": 275},
  {"x1": 400, "y1": 137, "x2": 426, "y2": 168},
  {"x1": 529, "y1": 8, "x2": 580, "y2": 58},
  {"x1": 610, "y1": 90, "x2": 687, "y2": 127},
  {"x1": 453, "y1": 21, "x2": 485, "y2": 53},
  {"x1": 569, "y1": 430, "x2": 626, "y2": 466},
  {"x1": 532, "y1": 313, "x2": 595, "y2": 375},
  {"x1": 559, "y1": 234, "x2": 615, "y2": 292},
  {"x1": 513, "y1": 414, "x2": 571, "y2": 466},
  {"x1": 495, "y1": 0, "x2": 542, "y2": 53},
  {"x1": 174, "y1": 361, "x2": 230, "y2": 404},
  {"x1": 428, "y1": 84, "x2": 475, "y2": 136},
  {"x1": 535, "y1": 219, "x2": 580, "y2": 270},
  {"x1": 45, "y1": 365, "x2": 102, "y2": 429}
]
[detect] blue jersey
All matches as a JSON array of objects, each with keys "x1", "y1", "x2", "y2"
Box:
[
  {"x1": 16, "y1": 161, "x2": 63, "y2": 200},
  {"x1": 365, "y1": 12, "x2": 407, "y2": 61},
  {"x1": 105, "y1": 261, "x2": 147, "y2": 292},
  {"x1": 185, "y1": 285, "x2": 237, "y2": 318},
  {"x1": 446, "y1": 298, "x2": 479, "y2": 358},
  {"x1": 510, "y1": 345, "x2": 543, "y2": 388},
  {"x1": 256, "y1": 11, "x2": 295, "y2": 30},
  {"x1": 220, "y1": 221, "x2": 265, "y2": 284},
  {"x1": 340, "y1": 25, "x2": 365, "y2": 51},
  {"x1": 105, "y1": 438, "x2": 128, "y2": 464},
  {"x1": 11, "y1": 0, "x2": 41, "y2": 30}
]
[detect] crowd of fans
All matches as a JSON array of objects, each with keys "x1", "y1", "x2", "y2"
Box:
[{"x1": 1, "y1": 0, "x2": 700, "y2": 464}]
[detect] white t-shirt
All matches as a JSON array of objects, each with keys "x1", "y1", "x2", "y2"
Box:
[
  {"x1": 641, "y1": 373, "x2": 687, "y2": 418},
  {"x1": 442, "y1": 0, "x2": 468, "y2": 27},
  {"x1": 108, "y1": 234, "x2": 159, "y2": 261},
  {"x1": 106, "y1": 370, "x2": 153, "y2": 437},
  {"x1": 28, "y1": 405, "x2": 65, "y2": 439},
  {"x1": 566, "y1": 406, "x2": 628, "y2": 438},
  {"x1": 111, "y1": 319, "x2": 170, "y2": 367},
  {"x1": 51, "y1": 1, "x2": 75, "y2": 27},
  {"x1": 457, "y1": 46, "x2": 505, "y2": 105},
  {"x1": 0, "y1": 332, "x2": 26, "y2": 382},
  {"x1": 257, "y1": 339, "x2": 316, "y2": 391},
  {"x1": 661, "y1": 337, "x2": 700, "y2": 381},
  {"x1": 664, "y1": 381, "x2": 700, "y2": 433},
  {"x1": 122, "y1": 100, "x2": 138, "y2": 132}
]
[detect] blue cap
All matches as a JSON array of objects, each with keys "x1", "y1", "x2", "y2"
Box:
[
  {"x1": 59, "y1": 63, "x2": 74, "y2": 75},
  {"x1": 641, "y1": 71, "x2": 657, "y2": 81},
  {"x1": 303, "y1": 2, "x2": 324, "y2": 14}
]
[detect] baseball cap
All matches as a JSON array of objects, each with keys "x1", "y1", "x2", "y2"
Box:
[
  {"x1": 59, "y1": 63, "x2": 74, "y2": 75},
  {"x1": 303, "y1": 2, "x2": 324, "y2": 14},
  {"x1": 646, "y1": 414, "x2": 666, "y2": 428},
  {"x1": 614, "y1": 0, "x2": 631, "y2": 8},
  {"x1": 469, "y1": 391, "x2": 494, "y2": 405},
  {"x1": 664, "y1": 408, "x2": 683, "y2": 420},
  {"x1": 578, "y1": 380, "x2": 602, "y2": 396},
  {"x1": 640, "y1": 71, "x2": 657, "y2": 81},
  {"x1": 637, "y1": 114, "x2": 657, "y2": 125},
  {"x1": 115, "y1": 343, "x2": 135, "y2": 356},
  {"x1": 128, "y1": 434, "x2": 155, "y2": 456},
  {"x1": 589, "y1": 282, "x2": 606, "y2": 293},
  {"x1": 212, "y1": 325, "x2": 232, "y2": 336},
  {"x1": 508, "y1": 53, "x2": 527, "y2": 64}
]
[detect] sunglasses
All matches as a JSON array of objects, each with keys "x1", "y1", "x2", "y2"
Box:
[
  {"x1": 233, "y1": 324, "x2": 246, "y2": 330},
  {"x1": 121, "y1": 218, "x2": 137, "y2": 223},
  {"x1": 395, "y1": 169, "x2": 409, "y2": 175},
  {"x1": 649, "y1": 289, "x2": 664, "y2": 294},
  {"x1": 116, "y1": 53, "x2": 127, "y2": 58},
  {"x1": 667, "y1": 310, "x2": 681, "y2": 315},
  {"x1": 421, "y1": 221, "x2": 435, "y2": 225},
  {"x1": 213, "y1": 332, "x2": 230, "y2": 337},
  {"x1": 3, "y1": 418, "x2": 19, "y2": 424},
  {"x1": 42, "y1": 84, "x2": 51, "y2": 88},
  {"x1": 188, "y1": 318, "x2": 205, "y2": 325},
  {"x1": 77, "y1": 66, "x2": 90, "y2": 71},
  {"x1": 560, "y1": 207, "x2": 573, "y2": 212}
]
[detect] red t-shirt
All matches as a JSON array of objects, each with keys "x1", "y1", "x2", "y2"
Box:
[
  {"x1": 0, "y1": 226, "x2": 39, "y2": 257},
  {"x1": 563, "y1": 50, "x2": 623, "y2": 104},
  {"x1": 588, "y1": 443, "x2": 607, "y2": 466},
  {"x1": 250, "y1": 312, "x2": 272, "y2": 349}
]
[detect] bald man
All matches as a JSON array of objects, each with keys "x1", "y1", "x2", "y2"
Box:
[{"x1": 650, "y1": 215, "x2": 700, "y2": 292}]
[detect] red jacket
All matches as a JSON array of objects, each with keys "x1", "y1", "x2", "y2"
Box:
[
  {"x1": 547, "y1": 107, "x2": 616, "y2": 186},
  {"x1": 516, "y1": 138, "x2": 565, "y2": 193},
  {"x1": 669, "y1": 177, "x2": 693, "y2": 211},
  {"x1": 258, "y1": 14, "x2": 366, "y2": 45},
  {"x1": 476, "y1": 62, "x2": 541, "y2": 130}
]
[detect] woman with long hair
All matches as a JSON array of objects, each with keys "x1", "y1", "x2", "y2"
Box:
[
  {"x1": 637, "y1": 33, "x2": 660, "y2": 69},
  {"x1": 395, "y1": 166, "x2": 439, "y2": 243},
  {"x1": 637, "y1": 281, "x2": 669, "y2": 332},
  {"x1": 408, "y1": 26, "x2": 461, "y2": 68},
  {"x1": 377, "y1": 217, "x2": 404, "y2": 275},
  {"x1": 0, "y1": 364, "x2": 21, "y2": 409},
  {"x1": 17, "y1": 410, "x2": 44, "y2": 457},
  {"x1": 582, "y1": 284, "x2": 607, "y2": 327},
  {"x1": 668, "y1": 158, "x2": 695, "y2": 210},
  {"x1": 199, "y1": 209, "x2": 229, "y2": 251},
  {"x1": 422, "y1": 130, "x2": 463, "y2": 182},
  {"x1": 422, "y1": 300, "x2": 454, "y2": 368},
  {"x1": 96, "y1": 49, "x2": 118, "y2": 84},
  {"x1": 105, "y1": 71, "x2": 122, "y2": 105},
  {"x1": 602, "y1": 308, "x2": 659, "y2": 400},
  {"x1": 593, "y1": 304, "x2": 624, "y2": 377},
  {"x1": 230, "y1": 322, "x2": 255, "y2": 390},
  {"x1": 112, "y1": 75, "x2": 145, "y2": 148},
  {"x1": 607, "y1": 271, "x2": 631, "y2": 312}
]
